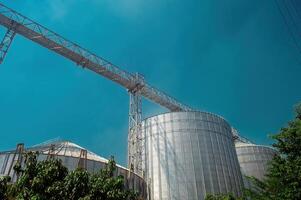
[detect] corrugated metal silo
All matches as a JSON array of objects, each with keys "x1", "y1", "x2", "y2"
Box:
[
  {"x1": 0, "y1": 140, "x2": 147, "y2": 198},
  {"x1": 235, "y1": 142, "x2": 277, "y2": 181},
  {"x1": 139, "y1": 111, "x2": 244, "y2": 200}
]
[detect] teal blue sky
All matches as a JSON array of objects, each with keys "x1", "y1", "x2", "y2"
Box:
[{"x1": 0, "y1": 0, "x2": 300, "y2": 165}]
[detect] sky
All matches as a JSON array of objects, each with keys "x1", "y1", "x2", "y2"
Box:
[{"x1": 0, "y1": 0, "x2": 300, "y2": 165}]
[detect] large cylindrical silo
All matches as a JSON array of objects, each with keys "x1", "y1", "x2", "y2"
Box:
[
  {"x1": 235, "y1": 142, "x2": 277, "y2": 182},
  {"x1": 140, "y1": 111, "x2": 244, "y2": 200}
]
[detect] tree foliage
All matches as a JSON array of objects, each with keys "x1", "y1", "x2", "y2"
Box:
[
  {"x1": 0, "y1": 153, "x2": 138, "y2": 200},
  {"x1": 205, "y1": 193, "x2": 242, "y2": 200},
  {"x1": 206, "y1": 102, "x2": 301, "y2": 200},
  {"x1": 245, "y1": 103, "x2": 301, "y2": 200},
  {"x1": 0, "y1": 176, "x2": 11, "y2": 200}
]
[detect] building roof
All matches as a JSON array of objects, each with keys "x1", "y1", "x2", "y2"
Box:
[
  {"x1": 235, "y1": 141, "x2": 277, "y2": 152},
  {"x1": 29, "y1": 139, "x2": 108, "y2": 163},
  {"x1": 0, "y1": 139, "x2": 129, "y2": 171}
]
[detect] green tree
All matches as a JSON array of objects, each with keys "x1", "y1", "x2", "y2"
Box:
[
  {"x1": 10, "y1": 151, "x2": 68, "y2": 200},
  {"x1": 4, "y1": 153, "x2": 138, "y2": 200},
  {"x1": 245, "y1": 102, "x2": 301, "y2": 200},
  {"x1": 206, "y1": 103, "x2": 301, "y2": 200},
  {"x1": 64, "y1": 169, "x2": 90, "y2": 200},
  {"x1": 0, "y1": 176, "x2": 11, "y2": 200},
  {"x1": 205, "y1": 193, "x2": 241, "y2": 200},
  {"x1": 87, "y1": 157, "x2": 137, "y2": 200}
]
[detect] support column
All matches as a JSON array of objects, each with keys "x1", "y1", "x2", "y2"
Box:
[
  {"x1": 78, "y1": 149, "x2": 88, "y2": 170},
  {"x1": 128, "y1": 73, "x2": 144, "y2": 176},
  {"x1": 7, "y1": 143, "x2": 24, "y2": 181}
]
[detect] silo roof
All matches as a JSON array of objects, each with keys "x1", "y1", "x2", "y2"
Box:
[
  {"x1": 235, "y1": 141, "x2": 277, "y2": 151},
  {"x1": 0, "y1": 139, "x2": 129, "y2": 171},
  {"x1": 29, "y1": 140, "x2": 108, "y2": 163},
  {"x1": 235, "y1": 142, "x2": 256, "y2": 148}
]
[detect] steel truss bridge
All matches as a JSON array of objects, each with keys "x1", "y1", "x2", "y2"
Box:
[{"x1": 0, "y1": 3, "x2": 192, "y2": 175}]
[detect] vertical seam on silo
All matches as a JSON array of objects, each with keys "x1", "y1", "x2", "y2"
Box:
[
  {"x1": 233, "y1": 144, "x2": 244, "y2": 196},
  {"x1": 155, "y1": 116, "x2": 163, "y2": 200},
  {"x1": 150, "y1": 119, "x2": 154, "y2": 200},
  {"x1": 227, "y1": 137, "x2": 240, "y2": 196},
  {"x1": 143, "y1": 122, "x2": 146, "y2": 183},
  {"x1": 163, "y1": 115, "x2": 171, "y2": 200},
  {"x1": 189, "y1": 114, "x2": 198, "y2": 200},
  {"x1": 203, "y1": 119, "x2": 214, "y2": 193},
  {"x1": 213, "y1": 128, "x2": 222, "y2": 194},
  {"x1": 184, "y1": 115, "x2": 189, "y2": 199},
  {"x1": 255, "y1": 147, "x2": 260, "y2": 179},
  {"x1": 143, "y1": 122, "x2": 147, "y2": 198},
  {"x1": 227, "y1": 137, "x2": 237, "y2": 194},
  {"x1": 196, "y1": 121, "x2": 206, "y2": 199},
  {"x1": 171, "y1": 113, "x2": 180, "y2": 200},
  {"x1": 216, "y1": 130, "x2": 227, "y2": 193},
  {"x1": 1, "y1": 154, "x2": 8, "y2": 174},
  {"x1": 220, "y1": 134, "x2": 232, "y2": 193},
  {"x1": 209, "y1": 125, "x2": 220, "y2": 193},
  {"x1": 5, "y1": 155, "x2": 12, "y2": 175}
]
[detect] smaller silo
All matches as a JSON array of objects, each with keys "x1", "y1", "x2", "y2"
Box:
[
  {"x1": 0, "y1": 140, "x2": 147, "y2": 198},
  {"x1": 235, "y1": 142, "x2": 277, "y2": 186}
]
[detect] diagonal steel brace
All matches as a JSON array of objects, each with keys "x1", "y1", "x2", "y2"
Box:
[{"x1": 0, "y1": 28, "x2": 16, "y2": 64}]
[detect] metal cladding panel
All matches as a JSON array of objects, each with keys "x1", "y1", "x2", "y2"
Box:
[
  {"x1": 140, "y1": 112, "x2": 244, "y2": 200},
  {"x1": 235, "y1": 144, "x2": 277, "y2": 181}
]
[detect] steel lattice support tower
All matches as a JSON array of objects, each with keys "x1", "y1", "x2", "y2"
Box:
[{"x1": 128, "y1": 73, "x2": 144, "y2": 174}]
